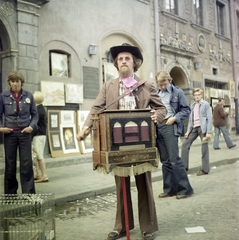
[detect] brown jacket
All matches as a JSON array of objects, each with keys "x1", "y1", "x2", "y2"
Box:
[
  {"x1": 84, "y1": 75, "x2": 166, "y2": 127},
  {"x1": 213, "y1": 104, "x2": 227, "y2": 127}
]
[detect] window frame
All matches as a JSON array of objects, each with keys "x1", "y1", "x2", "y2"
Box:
[
  {"x1": 193, "y1": 0, "x2": 203, "y2": 26},
  {"x1": 49, "y1": 50, "x2": 70, "y2": 78}
]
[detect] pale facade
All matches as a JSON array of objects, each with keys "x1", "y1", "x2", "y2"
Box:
[{"x1": 0, "y1": 0, "x2": 238, "y2": 148}]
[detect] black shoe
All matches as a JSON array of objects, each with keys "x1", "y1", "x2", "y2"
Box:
[
  {"x1": 214, "y1": 148, "x2": 221, "y2": 150},
  {"x1": 229, "y1": 144, "x2": 236, "y2": 149}
]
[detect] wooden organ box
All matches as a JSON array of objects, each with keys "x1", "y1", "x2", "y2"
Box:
[{"x1": 92, "y1": 109, "x2": 159, "y2": 176}]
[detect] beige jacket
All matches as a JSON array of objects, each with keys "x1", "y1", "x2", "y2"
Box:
[{"x1": 84, "y1": 75, "x2": 166, "y2": 127}]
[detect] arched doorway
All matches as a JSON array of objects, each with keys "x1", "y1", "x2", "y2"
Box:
[{"x1": 169, "y1": 66, "x2": 187, "y2": 89}]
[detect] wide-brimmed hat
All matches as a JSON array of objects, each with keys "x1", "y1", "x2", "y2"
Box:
[{"x1": 110, "y1": 43, "x2": 143, "y2": 62}]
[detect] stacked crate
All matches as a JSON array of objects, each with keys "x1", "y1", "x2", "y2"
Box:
[{"x1": 0, "y1": 193, "x2": 55, "y2": 240}]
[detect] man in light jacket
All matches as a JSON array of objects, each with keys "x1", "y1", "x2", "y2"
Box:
[{"x1": 181, "y1": 88, "x2": 212, "y2": 176}]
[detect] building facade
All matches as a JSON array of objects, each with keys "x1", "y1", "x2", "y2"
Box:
[{"x1": 0, "y1": 0, "x2": 238, "y2": 147}]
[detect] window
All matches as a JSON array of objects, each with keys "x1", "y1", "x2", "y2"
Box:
[
  {"x1": 49, "y1": 51, "x2": 70, "y2": 78},
  {"x1": 165, "y1": 0, "x2": 178, "y2": 15},
  {"x1": 205, "y1": 79, "x2": 227, "y2": 90},
  {"x1": 193, "y1": 0, "x2": 203, "y2": 25},
  {"x1": 216, "y1": 1, "x2": 225, "y2": 36}
]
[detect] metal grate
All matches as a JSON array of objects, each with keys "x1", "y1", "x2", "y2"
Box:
[{"x1": 0, "y1": 193, "x2": 55, "y2": 240}]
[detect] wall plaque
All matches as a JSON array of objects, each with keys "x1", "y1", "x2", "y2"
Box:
[{"x1": 83, "y1": 66, "x2": 99, "y2": 99}]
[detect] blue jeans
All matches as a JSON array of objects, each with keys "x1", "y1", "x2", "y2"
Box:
[
  {"x1": 213, "y1": 126, "x2": 234, "y2": 148},
  {"x1": 156, "y1": 123, "x2": 193, "y2": 195},
  {"x1": 4, "y1": 130, "x2": 35, "y2": 194},
  {"x1": 181, "y1": 127, "x2": 210, "y2": 173}
]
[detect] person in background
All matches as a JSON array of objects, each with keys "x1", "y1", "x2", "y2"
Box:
[
  {"x1": 181, "y1": 88, "x2": 212, "y2": 176},
  {"x1": 77, "y1": 43, "x2": 166, "y2": 240},
  {"x1": 0, "y1": 71, "x2": 38, "y2": 194},
  {"x1": 32, "y1": 91, "x2": 49, "y2": 183},
  {"x1": 213, "y1": 98, "x2": 236, "y2": 150},
  {"x1": 155, "y1": 71, "x2": 194, "y2": 199}
]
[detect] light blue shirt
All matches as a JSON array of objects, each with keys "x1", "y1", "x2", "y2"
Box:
[{"x1": 158, "y1": 84, "x2": 174, "y2": 119}]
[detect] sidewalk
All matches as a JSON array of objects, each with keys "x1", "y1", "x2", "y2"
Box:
[{"x1": 0, "y1": 134, "x2": 238, "y2": 205}]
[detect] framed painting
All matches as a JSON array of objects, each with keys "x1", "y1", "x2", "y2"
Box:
[
  {"x1": 211, "y1": 98, "x2": 218, "y2": 109},
  {"x1": 65, "y1": 83, "x2": 83, "y2": 104},
  {"x1": 49, "y1": 111, "x2": 60, "y2": 131},
  {"x1": 60, "y1": 124, "x2": 79, "y2": 154},
  {"x1": 103, "y1": 62, "x2": 118, "y2": 81},
  {"x1": 217, "y1": 89, "x2": 223, "y2": 99},
  {"x1": 204, "y1": 87, "x2": 210, "y2": 103},
  {"x1": 210, "y1": 88, "x2": 218, "y2": 98},
  {"x1": 61, "y1": 110, "x2": 74, "y2": 124},
  {"x1": 50, "y1": 52, "x2": 68, "y2": 78},
  {"x1": 49, "y1": 132, "x2": 62, "y2": 151},
  {"x1": 223, "y1": 90, "x2": 231, "y2": 105},
  {"x1": 230, "y1": 80, "x2": 235, "y2": 98},
  {"x1": 41, "y1": 81, "x2": 65, "y2": 106},
  {"x1": 230, "y1": 102, "x2": 235, "y2": 118},
  {"x1": 77, "y1": 110, "x2": 94, "y2": 153}
]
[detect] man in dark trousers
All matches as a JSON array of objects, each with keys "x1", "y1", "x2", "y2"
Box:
[
  {"x1": 0, "y1": 71, "x2": 38, "y2": 194},
  {"x1": 213, "y1": 98, "x2": 236, "y2": 149},
  {"x1": 77, "y1": 43, "x2": 166, "y2": 240},
  {"x1": 155, "y1": 71, "x2": 194, "y2": 199}
]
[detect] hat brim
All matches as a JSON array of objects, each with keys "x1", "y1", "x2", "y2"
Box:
[{"x1": 110, "y1": 45, "x2": 143, "y2": 62}]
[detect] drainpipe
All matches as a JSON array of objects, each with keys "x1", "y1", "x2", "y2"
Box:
[
  {"x1": 229, "y1": 0, "x2": 239, "y2": 134},
  {"x1": 154, "y1": 0, "x2": 161, "y2": 72}
]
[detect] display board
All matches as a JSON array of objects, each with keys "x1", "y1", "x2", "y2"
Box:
[{"x1": 48, "y1": 110, "x2": 80, "y2": 157}]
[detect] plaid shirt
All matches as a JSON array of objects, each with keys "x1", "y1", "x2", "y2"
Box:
[{"x1": 119, "y1": 79, "x2": 136, "y2": 110}]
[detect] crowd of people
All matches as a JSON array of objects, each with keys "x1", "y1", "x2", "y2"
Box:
[{"x1": 0, "y1": 43, "x2": 236, "y2": 240}]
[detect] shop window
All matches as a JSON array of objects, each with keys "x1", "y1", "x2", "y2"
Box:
[
  {"x1": 205, "y1": 79, "x2": 227, "y2": 90},
  {"x1": 49, "y1": 50, "x2": 70, "y2": 78}
]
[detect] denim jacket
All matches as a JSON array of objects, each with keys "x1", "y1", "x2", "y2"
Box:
[
  {"x1": 158, "y1": 85, "x2": 191, "y2": 136},
  {"x1": 187, "y1": 99, "x2": 212, "y2": 134},
  {"x1": 0, "y1": 89, "x2": 38, "y2": 129}
]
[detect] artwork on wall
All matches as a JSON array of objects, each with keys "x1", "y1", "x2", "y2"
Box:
[
  {"x1": 60, "y1": 124, "x2": 79, "y2": 154},
  {"x1": 48, "y1": 110, "x2": 81, "y2": 157},
  {"x1": 49, "y1": 112, "x2": 60, "y2": 131},
  {"x1": 77, "y1": 110, "x2": 94, "y2": 153},
  {"x1": 230, "y1": 80, "x2": 235, "y2": 98},
  {"x1": 49, "y1": 132, "x2": 62, "y2": 151},
  {"x1": 223, "y1": 90, "x2": 231, "y2": 105},
  {"x1": 204, "y1": 87, "x2": 210, "y2": 103},
  {"x1": 103, "y1": 62, "x2": 118, "y2": 81},
  {"x1": 230, "y1": 102, "x2": 235, "y2": 118},
  {"x1": 51, "y1": 52, "x2": 68, "y2": 78},
  {"x1": 211, "y1": 98, "x2": 218, "y2": 109},
  {"x1": 65, "y1": 83, "x2": 83, "y2": 104},
  {"x1": 217, "y1": 89, "x2": 223, "y2": 99},
  {"x1": 61, "y1": 111, "x2": 74, "y2": 124},
  {"x1": 210, "y1": 88, "x2": 218, "y2": 98},
  {"x1": 41, "y1": 81, "x2": 65, "y2": 106}
]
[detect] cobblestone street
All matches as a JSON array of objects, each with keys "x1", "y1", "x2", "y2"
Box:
[{"x1": 55, "y1": 162, "x2": 239, "y2": 240}]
